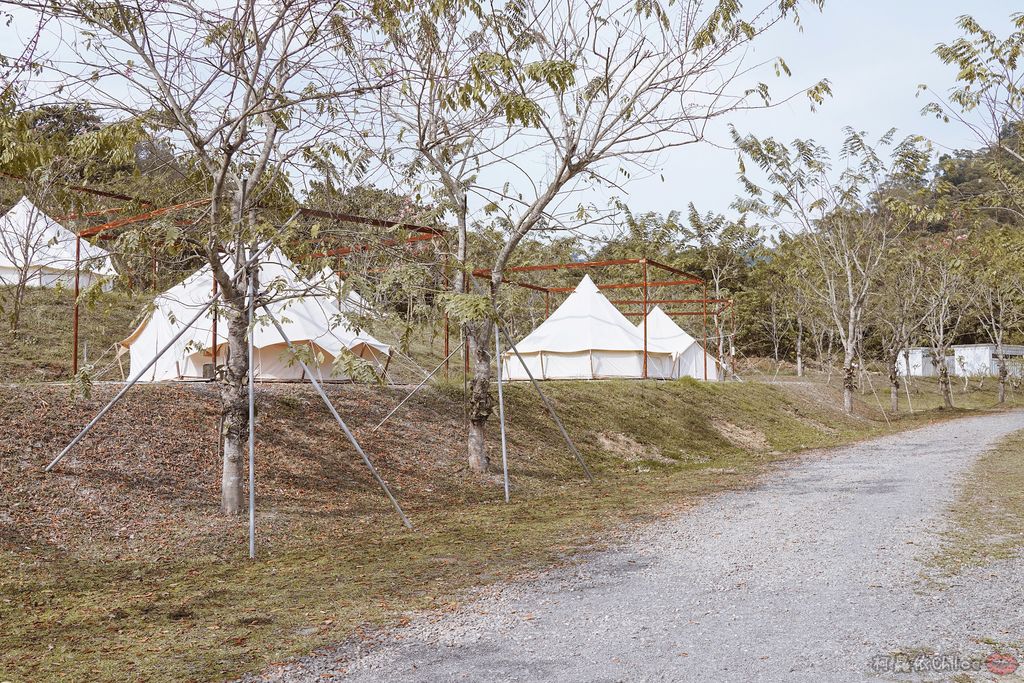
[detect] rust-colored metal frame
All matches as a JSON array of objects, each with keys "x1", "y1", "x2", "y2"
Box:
[
  {"x1": 472, "y1": 258, "x2": 720, "y2": 380},
  {"x1": 52, "y1": 190, "x2": 448, "y2": 377}
]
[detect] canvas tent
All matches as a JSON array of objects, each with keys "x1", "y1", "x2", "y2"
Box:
[
  {"x1": 501, "y1": 274, "x2": 674, "y2": 380},
  {"x1": 0, "y1": 197, "x2": 114, "y2": 289},
  {"x1": 119, "y1": 248, "x2": 391, "y2": 381},
  {"x1": 637, "y1": 306, "x2": 719, "y2": 380}
]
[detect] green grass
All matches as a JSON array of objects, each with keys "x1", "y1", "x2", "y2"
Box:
[
  {"x1": 0, "y1": 286, "x2": 149, "y2": 382},
  {"x1": 0, "y1": 374, "x2": 1012, "y2": 683},
  {"x1": 930, "y1": 429, "x2": 1024, "y2": 577}
]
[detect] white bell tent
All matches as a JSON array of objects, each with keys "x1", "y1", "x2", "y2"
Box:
[
  {"x1": 119, "y1": 248, "x2": 391, "y2": 381},
  {"x1": 501, "y1": 274, "x2": 673, "y2": 380},
  {"x1": 0, "y1": 197, "x2": 114, "y2": 289},
  {"x1": 638, "y1": 306, "x2": 719, "y2": 380}
]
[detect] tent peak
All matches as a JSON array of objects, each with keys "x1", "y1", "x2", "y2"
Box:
[{"x1": 574, "y1": 273, "x2": 599, "y2": 293}]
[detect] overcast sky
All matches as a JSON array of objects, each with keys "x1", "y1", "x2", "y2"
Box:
[{"x1": 625, "y1": 1, "x2": 1019, "y2": 219}]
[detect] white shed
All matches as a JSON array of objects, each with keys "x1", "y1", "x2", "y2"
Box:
[
  {"x1": 951, "y1": 344, "x2": 1024, "y2": 378},
  {"x1": 896, "y1": 347, "x2": 955, "y2": 377}
]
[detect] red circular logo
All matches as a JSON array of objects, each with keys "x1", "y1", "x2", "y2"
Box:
[{"x1": 986, "y1": 653, "x2": 1019, "y2": 676}]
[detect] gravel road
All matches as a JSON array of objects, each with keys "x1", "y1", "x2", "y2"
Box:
[{"x1": 252, "y1": 412, "x2": 1024, "y2": 682}]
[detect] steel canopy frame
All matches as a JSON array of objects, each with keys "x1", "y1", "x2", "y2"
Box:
[
  {"x1": 0, "y1": 170, "x2": 448, "y2": 376},
  {"x1": 472, "y1": 258, "x2": 717, "y2": 380},
  {"x1": 64, "y1": 197, "x2": 448, "y2": 378}
]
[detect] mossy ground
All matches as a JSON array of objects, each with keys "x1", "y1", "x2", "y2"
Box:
[
  {"x1": 930, "y1": 429, "x2": 1024, "y2": 577},
  {"x1": 0, "y1": 287, "x2": 149, "y2": 383}
]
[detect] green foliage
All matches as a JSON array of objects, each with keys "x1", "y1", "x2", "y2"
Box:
[
  {"x1": 70, "y1": 364, "x2": 95, "y2": 401},
  {"x1": 437, "y1": 292, "x2": 493, "y2": 324},
  {"x1": 332, "y1": 348, "x2": 385, "y2": 384}
]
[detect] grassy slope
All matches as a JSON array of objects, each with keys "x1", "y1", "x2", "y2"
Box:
[
  {"x1": 0, "y1": 287, "x2": 150, "y2": 383},
  {"x1": 0, "y1": 376, "x2": 1016, "y2": 682}
]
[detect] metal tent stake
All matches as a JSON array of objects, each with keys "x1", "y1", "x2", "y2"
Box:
[
  {"x1": 261, "y1": 306, "x2": 412, "y2": 529},
  {"x1": 45, "y1": 294, "x2": 221, "y2": 472},
  {"x1": 494, "y1": 324, "x2": 510, "y2": 503},
  {"x1": 496, "y1": 322, "x2": 593, "y2": 482},
  {"x1": 372, "y1": 342, "x2": 466, "y2": 432}
]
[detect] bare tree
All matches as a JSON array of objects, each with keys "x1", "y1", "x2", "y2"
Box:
[
  {"x1": 966, "y1": 226, "x2": 1024, "y2": 404},
  {"x1": 736, "y1": 128, "x2": 931, "y2": 413},
  {"x1": 682, "y1": 205, "x2": 760, "y2": 379},
  {"x1": 871, "y1": 240, "x2": 933, "y2": 413},
  {"x1": 924, "y1": 14, "x2": 1024, "y2": 223},
  {"x1": 920, "y1": 238, "x2": 968, "y2": 409},
  {"x1": 26, "y1": 0, "x2": 390, "y2": 513},
  {"x1": 374, "y1": 0, "x2": 830, "y2": 470},
  {"x1": 0, "y1": 194, "x2": 59, "y2": 331}
]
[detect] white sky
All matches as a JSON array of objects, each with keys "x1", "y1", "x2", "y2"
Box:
[{"x1": 625, "y1": 1, "x2": 1019, "y2": 218}]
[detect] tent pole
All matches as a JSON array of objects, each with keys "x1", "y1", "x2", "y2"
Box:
[
  {"x1": 495, "y1": 323, "x2": 510, "y2": 503},
  {"x1": 642, "y1": 259, "x2": 648, "y2": 379},
  {"x1": 545, "y1": 291, "x2": 550, "y2": 317},
  {"x1": 496, "y1": 321, "x2": 593, "y2": 482},
  {"x1": 45, "y1": 293, "x2": 221, "y2": 472},
  {"x1": 72, "y1": 234, "x2": 81, "y2": 376},
  {"x1": 372, "y1": 342, "x2": 465, "y2": 432},
  {"x1": 702, "y1": 282, "x2": 708, "y2": 381},
  {"x1": 261, "y1": 305, "x2": 413, "y2": 529},
  {"x1": 247, "y1": 256, "x2": 257, "y2": 560}
]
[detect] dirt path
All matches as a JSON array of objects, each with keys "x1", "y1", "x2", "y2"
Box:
[{"x1": 256, "y1": 412, "x2": 1024, "y2": 682}]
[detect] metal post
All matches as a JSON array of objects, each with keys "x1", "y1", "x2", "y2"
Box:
[
  {"x1": 262, "y1": 306, "x2": 413, "y2": 529},
  {"x1": 247, "y1": 258, "x2": 257, "y2": 560},
  {"x1": 443, "y1": 314, "x2": 450, "y2": 379},
  {"x1": 211, "y1": 278, "x2": 219, "y2": 373},
  {"x1": 495, "y1": 324, "x2": 510, "y2": 503},
  {"x1": 729, "y1": 301, "x2": 736, "y2": 380},
  {"x1": 642, "y1": 259, "x2": 648, "y2": 379},
  {"x1": 702, "y1": 282, "x2": 708, "y2": 381},
  {"x1": 45, "y1": 294, "x2": 221, "y2": 472},
  {"x1": 496, "y1": 322, "x2": 593, "y2": 482},
  {"x1": 72, "y1": 234, "x2": 81, "y2": 376}
]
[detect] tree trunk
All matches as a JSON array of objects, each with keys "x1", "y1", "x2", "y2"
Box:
[
  {"x1": 888, "y1": 356, "x2": 899, "y2": 414},
  {"x1": 466, "y1": 322, "x2": 494, "y2": 473},
  {"x1": 938, "y1": 364, "x2": 954, "y2": 409},
  {"x1": 219, "y1": 301, "x2": 249, "y2": 515},
  {"x1": 715, "y1": 314, "x2": 727, "y2": 381},
  {"x1": 9, "y1": 277, "x2": 27, "y2": 333},
  {"x1": 997, "y1": 355, "x2": 1007, "y2": 404},
  {"x1": 728, "y1": 336, "x2": 736, "y2": 381},
  {"x1": 842, "y1": 353, "x2": 855, "y2": 414}
]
